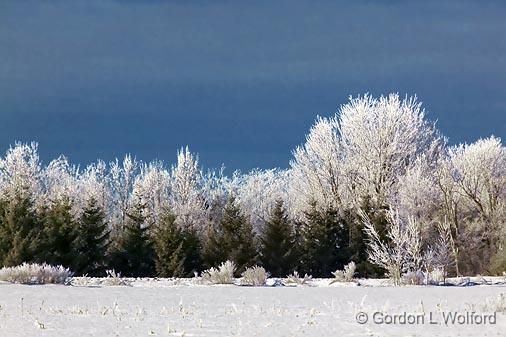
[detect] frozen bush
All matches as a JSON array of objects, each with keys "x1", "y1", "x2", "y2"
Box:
[
  {"x1": 70, "y1": 276, "x2": 99, "y2": 287},
  {"x1": 102, "y1": 270, "x2": 131, "y2": 286},
  {"x1": 241, "y1": 266, "x2": 268, "y2": 286},
  {"x1": 426, "y1": 267, "x2": 446, "y2": 285},
  {"x1": 481, "y1": 293, "x2": 506, "y2": 313},
  {"x1": 202, "y1": 261, "x2": 236, "y2": 284},
  {"x1": 424, "y1": 221, "x2": 456, "y2": 281},
  {"x1": 0, "y1": 263, "x2": 72, "y2": 285},
  {"x1": 284, "y1": 271, "x2": 312, "y2": 286},
  {"x1": 331, "y1": 262, "x2": 356, "y2": 283},
  {"x1": 401, "y1": 270, "x2": 425, "y2": 285},
  {"x1": 362, "y1": 210, "x2": 424, "y2": 285}
]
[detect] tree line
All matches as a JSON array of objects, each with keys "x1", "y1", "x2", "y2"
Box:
[
  {"x1": 0, "y1": 93, "x2": 504, "y2": 278},
  {"x1": 0, "y1": 191, "x2": 377, "y2": 278}
]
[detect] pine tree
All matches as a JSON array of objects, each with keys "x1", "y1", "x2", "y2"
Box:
[
  {"x1": 259, "y1": 199, "x2": 298, "y2": 277},
  {"x1": 218, "y1": 196, "x2": 257, "y2": 275},
  {"x1": 0, "y1": 195, "x2": 42, "y2": 267},
  {"x1": 181, "y1": 227, "x2": 202, "y2": 275},
  {"x1": 349, "y1": 196, "x2": 388, "y2": 278},
  {"x1": 153, "y1": 208, "x2": 203, "y2": 278},
  {"x1": 72, "y1": 197, "x2": 110, "y2": 276},
  {"x1": 201, "y1": 224, "x2": 227, "y2": 269},
  {"x1": 109, "y1": 200, "x2": 155, "y2": 277},
  {"x1": 38, "y1": 198, "x2": 78, "y2": 268},
  {"x1": 299, "y1": 201, "x2": 349, "y2": 277},
  {"x1": 153, "y1": 210, "x2": 186, "y2": 277}
]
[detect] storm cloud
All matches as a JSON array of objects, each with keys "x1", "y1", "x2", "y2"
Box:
[{"x1": 0, "y1": 0, "x2": 504, "y2": 170}]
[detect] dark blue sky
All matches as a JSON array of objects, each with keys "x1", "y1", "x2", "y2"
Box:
[{"x1": 1, "y1": 0, "x2": 505, "y2": 171}]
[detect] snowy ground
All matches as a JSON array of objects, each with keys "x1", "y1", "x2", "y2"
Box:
[{"x1": 0, "y1": 278, "x2": 504, "y2": 337}]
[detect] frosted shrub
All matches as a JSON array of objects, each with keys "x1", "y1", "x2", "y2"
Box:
[
  {"x1": 427, "y1": 267, "x2": 446, "y2": 285},
  {"x1": 362, "y1": 210, "x2": 424, "y2": 285},
  {"x1": 331, "y1": 261, "x2": 356, "y2": 283},
  {"x1": 103, "y1": 270, "x2": 131, "y2": 286},
  {"x1": 202, "y1": 261, "x2": 236, "y2": 285},
  {"x1": 241, "y1": 266, "x2": 268, "y2": 286},
  {"x1": 285, "y1": 271, "x2": 312, "y2": 286},
  {"x1": 481, "y1": 293, "x2": 506, "y2": 313},
  {"x1": 401, "y1": 270, "x2": 425, "y2": 285},
  {"x1": 70, "y1": 276, "x2": 98, "y2": 287},
  {"x1": 0, "y1": 263, "x2": 72, "y2": 285},
  {"x1": 424, "y1": 221, "x2": 456, "y2": 281}
]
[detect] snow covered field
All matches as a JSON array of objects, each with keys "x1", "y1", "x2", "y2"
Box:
[{"x1": 0, "y1": 279, "x2": 504, "y2": 337}]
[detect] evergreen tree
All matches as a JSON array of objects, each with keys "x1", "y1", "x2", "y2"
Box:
[
  {"x1": 72, "y1": 197, "x2": 110, "y2": 276},
  {"x1": 349, "y1": 196, "x2": 388, "y2": 278},
  {"x1": 299, "y1": 201, "x2": 349, "y2": 277},
  {"x1": 201, "y1": 224, "x2": 227, "y2": 269},
  {"x1": 153, "y1": 208, "x2": 203, "y2": 278},
  {"x1": 153, "y1": 210, "x2": 186, "y2": 277},
  {"x1": 181, "y1": 227, "x2": 203, "y2": 275},
  {"x1": 109, "y1": 200, "x2": 155, "y2": 277},
  {"x1": 217, "y1": 196, "x2": 257, "y2": 275},
  {"x1": 259, "y1": 199, "x2": 298, "y2": 277},
  {"x1": 0, "y1": 195, "x2": 42, "y2": 267},
  {"x1": 38, "y1": 198, "x2": 78, "y2": 268}
]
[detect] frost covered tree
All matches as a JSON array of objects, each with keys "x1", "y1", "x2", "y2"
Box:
[
  {"x1": 441, "y1": 136, "x2": 506, "y2": 274},
  {"x1": 338, "y1": 94, "x2": 442, "y2": 208},
  {"x1": 168, "y1": 147, "x2": 207, "y2": 232},
  {"x1": 0, "y1": 143, "x2": 44, "y2": 266},
  {"x1": 394, "y1": 155, "x2": 442, "y2": 225},
  {"x1": 289, "y1": 116, "x2": 344, "y2": 220},
  {"x1": 200, "y1": 168, "x2": 236, "y2": 227},
  {"x1": 131, "y1": 147, "x2": 208, "y2": 238},
  {"x1": 237, "y1": 169, "x2": 292, "y2": 234},
  {"x1": 132, "y1": 161, "x2": 170, "y2": 228},
  {"x1": 0, "y1": 142, "x2": 43, "y2": 202},
  {"x1": 288, "y1": 94, "x2": 443, "y2": 277},
  {"x1": 289, "y1": 94, "x2": 442, "y2": 218},
  {"x1": 449, "y1": 137, "x2": 505, "y2": 228},
  {"x1": 259, "y1": 199, "x2": 299, "y2": 277},
  {"x1": 79, "y1": 161, "x2": 109, "y2": 208},
  {"x1": 108, "y1": 155, "x2": 139, "y2": 228},
  {"x1": 42, "y1": 156, "x2": 79, "y2": 208}
]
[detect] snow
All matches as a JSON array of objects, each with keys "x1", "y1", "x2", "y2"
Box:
[{"x1": 0, "y1": 279, "x2": 504, "y2": 336}]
